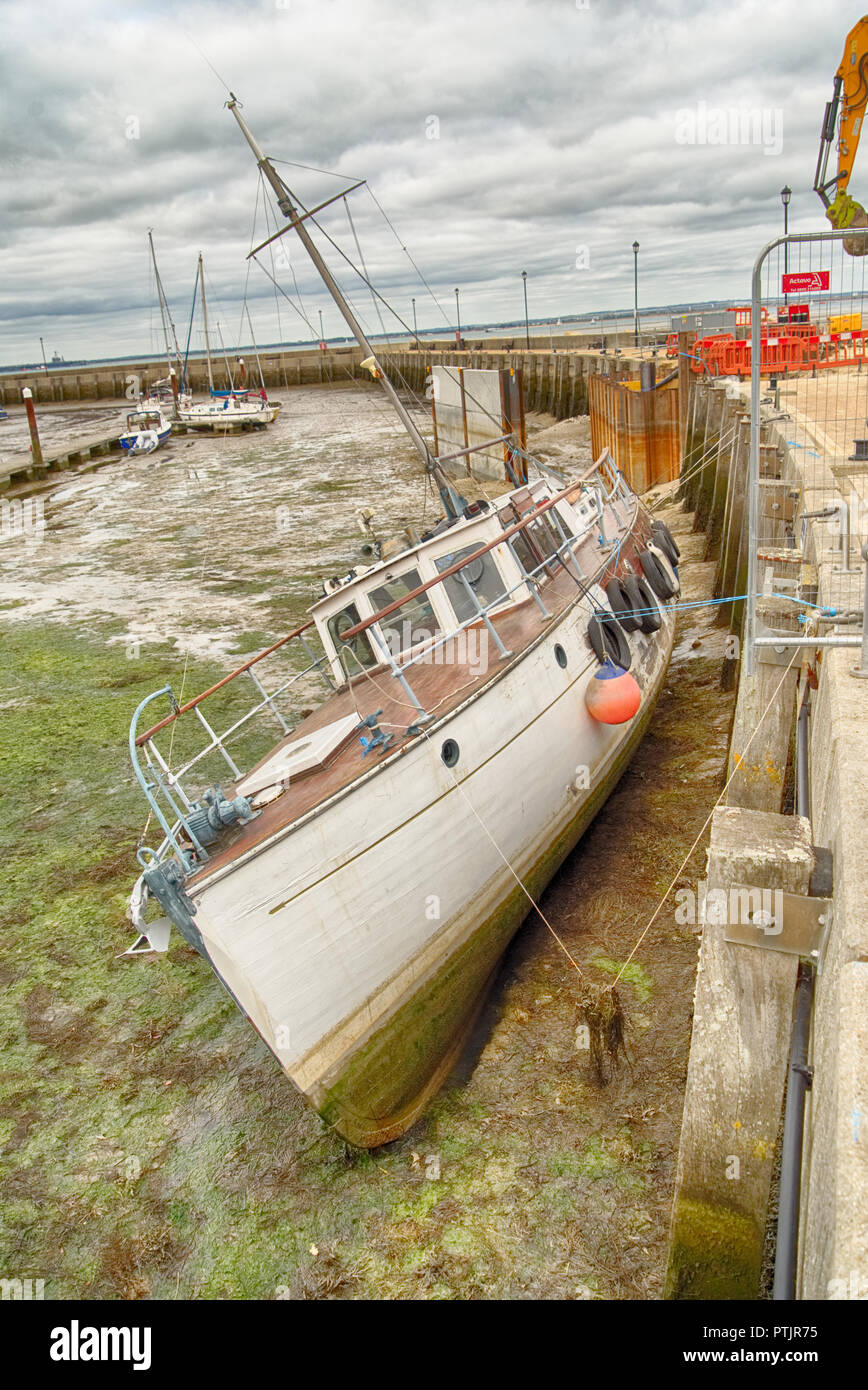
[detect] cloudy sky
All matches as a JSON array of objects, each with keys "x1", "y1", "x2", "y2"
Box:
[{"x1": 0, "y1": 0, "x2": 862, "y2": 364}]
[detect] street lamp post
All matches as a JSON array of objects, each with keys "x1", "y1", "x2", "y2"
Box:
[
  {"x1": 454, "y1": 288, "x2": 461, "y2": 346},
  {"x1": 522, "y1": 270, "x2": 529, "y2": 349},
  {"x1": 632, "y1": 241, "x2": 640, "y2": 349},
  {"x1": 781, "y1": 186, "x2": 792, "y2": 312},
  {"x1": 318, "y1": 309, "x2": 325, "y2": 347},
  {"x1": 412, "y1": 297, "x2": 418, "y2": 348}
]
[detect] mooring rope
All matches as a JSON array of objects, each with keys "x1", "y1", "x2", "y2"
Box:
[{"x1": 608, "y1": 642, "x2": 802, "y2": 988}]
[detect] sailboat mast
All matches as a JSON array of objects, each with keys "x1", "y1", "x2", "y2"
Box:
[
  {"x1": 199, "y1": 253, "x2": 215, "y2": 393},
  {"x1": 216, "y1": 323, "x2": 235, "y2": 391},
  {"x1": 148, "y1": 230, "x2": 182, "y2": 376},
  {"x1": 245, "y1": 303, "x2": 267, "y2": 391},
  {"x1": 227, "y1": 96, "x2": 461, "y2": 514}
]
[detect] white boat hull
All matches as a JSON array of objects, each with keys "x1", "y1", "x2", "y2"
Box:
[
  {"x1": 119, "y1": 423, "x2": 172, "y2": 453},
  {"x1": 176, "y1": 400, "x2": 280, "y2": 428},
  {"x1": 188, "y1": 593, "x2": 675, "y2": 1144}
]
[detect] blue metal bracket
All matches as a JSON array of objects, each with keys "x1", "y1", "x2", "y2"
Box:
[{"x1": 358, "y1": 710, "x2": 395, "y2": 757}]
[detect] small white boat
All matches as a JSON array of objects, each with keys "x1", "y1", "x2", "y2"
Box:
[
  {"x1": 175, "y1": 393, "x2": 281, "y2": 428},
  {"x1": 119, "y1": 407, "x2": 172, "y2": 454}
]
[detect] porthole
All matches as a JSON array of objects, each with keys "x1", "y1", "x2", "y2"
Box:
[
  {"x1": 441, "y1": 738, "x2": 460, "y2": 768},
  {"x1": 554, "y1": 643, "x2": 567, "y2": 669},
  {"x1": 463, "y1": 557, "x2": 485, "y2": 586}
]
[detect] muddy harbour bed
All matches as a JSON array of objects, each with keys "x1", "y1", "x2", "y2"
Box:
[{"x1": 0, "y1": 386, "x2": 733, "y2": 1299}]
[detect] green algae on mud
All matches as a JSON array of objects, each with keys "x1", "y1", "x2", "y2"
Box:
[
  {"x1": 665, "y1": 1196, "x2": 763, "y2": 1300},
  {"x1": 0, "y1": 614, "x2": 689, "y2": 1300},
  {"x1": 0, "y1": 465, "x2": 730, "y2": 1300}
]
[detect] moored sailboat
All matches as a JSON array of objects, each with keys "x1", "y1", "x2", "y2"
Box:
[
  {"x1": 125, "y1": 98, "x2": 679, "y2": 1146},
  {"x1": 174, "y1": 254, "x2": 280, "y2": 429}
]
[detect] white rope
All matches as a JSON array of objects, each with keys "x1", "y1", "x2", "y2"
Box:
[{"x1": 609, "y1": 643, "x2": 802, "y2": 987}]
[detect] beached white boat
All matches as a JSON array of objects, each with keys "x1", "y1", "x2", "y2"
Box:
[
  {"x1": 125, "y1": 99, "x2": 679, "y2": 1146},
  {"x1": 119, "y1": 406, "x2": 172, "y2": 454},
  {"x1": 175, "y1": 393, "x2": 281, "y2": 428}
]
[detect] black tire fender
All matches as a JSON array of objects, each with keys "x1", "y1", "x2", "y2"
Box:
[
  {"x1": 638, "y1": 547, "x2": 678, "y2": 600},
  {"x1": 651, "y1": 519, "x2": 680, "y2": 564},
  {"x1": 624, "y1": 573, "x2": 661, "y2": 633},
  {"x1": 587, "y1": 614, "x2": 632, "y2": 670},
  {"x1": 647, "y1": 541, "x2": 680, "y2": 595},
  {"x1": 604, "y1": 577, "x2": 641, "y2": 633}
]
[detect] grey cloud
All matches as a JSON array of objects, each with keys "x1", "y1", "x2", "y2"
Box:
[{"x1": 0, "y1": 0, "x2": 859, "y2": 363}]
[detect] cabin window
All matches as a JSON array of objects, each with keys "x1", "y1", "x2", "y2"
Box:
[
  {"x1": 551, "y1": 504, "x2": 578, "y2": 540},
  {"x1": 525, "y1": 514, "x2": 562, "y2": 561},
  {"x1": 434, "y1": 545, "x2": 507, "y2": 623},
  {"x1": 504, "y1": 527, "x2": 539, "y2": 578},
  {"x1": 327, "y1": 602, "x2": 377, "y2": 673},
  {"x1": 499, "y1": 507, "x2": 561, "y2": 578},
  {"x1": 367, "y1": 568, "x2": 440, "y2": 655}
]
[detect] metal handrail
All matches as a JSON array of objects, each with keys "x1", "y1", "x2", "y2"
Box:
[
  {"x1": 163, "y1": 657, "x2": 328, "y2": 781},
  {"x1": 129, "y1": 451, "x2": 632, "y2": 870},
  {"x1": 343, "y1": 482, "x2": 639, "y2": 696},
  {"x1": 392, "y1": 526, "x2": 607, "y2": 679},
  {"x1": 130, "y1": 644, "x2": 332, "y2": 869},
  {"x1": 135, "y1": 619, "x2": 317, "y2": 745}
]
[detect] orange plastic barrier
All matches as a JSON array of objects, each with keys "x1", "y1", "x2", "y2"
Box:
[{"x1": 690, "y1": 327, "x2": 868, "y2": 376}]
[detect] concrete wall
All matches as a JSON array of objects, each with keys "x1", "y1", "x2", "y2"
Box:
[
  {"x1": 681, "y1": 375, "x2": 868, "y2": 1299},
  {"x1": 0, "y1": 336, "x2": 651, "y2": 409},
  {"x1": 800, "y1": 653, "x2": 868, "y2": 1298},
  {"x1": 381, "y1": 346, "x2": 643, "y2": 423},
  {"x1": 0, "y1": 346, "x2": 370, "y2": 405}
]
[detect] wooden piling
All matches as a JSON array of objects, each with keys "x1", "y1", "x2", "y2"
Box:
[{"x1": 22, "y1": 388, "x2": 43, "y2": 469}]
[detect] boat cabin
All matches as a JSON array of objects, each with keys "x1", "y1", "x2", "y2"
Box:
[
  {"x1": 311, "y1": 475, "x2": 610, "y2": 686},
  {"x1": 124, "y1": 408, "x2": 166, "y2": 432}
]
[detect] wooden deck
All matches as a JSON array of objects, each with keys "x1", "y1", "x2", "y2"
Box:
[{"x1": 187, "y1": 516, "x2": 649, "y2": 887}]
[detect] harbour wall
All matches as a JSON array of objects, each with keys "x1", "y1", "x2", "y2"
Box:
[
  {"x1": 0, "y1": 337, "x2": 655, "y2": 416},
  {"x1": 668, "y1": 373, "x2": 868, "y2": 1300}
]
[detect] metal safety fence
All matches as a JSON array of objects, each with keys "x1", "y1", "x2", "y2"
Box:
[{"x1": 745, "y1": 228, "x2": 868, "y2": 676}]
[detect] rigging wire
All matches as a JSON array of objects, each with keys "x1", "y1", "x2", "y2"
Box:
[
  {"x1": 180, "y1": 29, "x2": 233, "y2": 95},
  {"x1": 271, "y1": 156, "x2": 366, "y2": 182},
  {"x1": 366, "y1": 186, "x2": 454, "y2": 331},
  {"x1": 608, "y1": 643, "x2": 802, "y2": 990},
  {"x1": 344, "y1": 196, "x2": 389, "y2": 343},
  {"x1": 253, "y1": 157, "x2": 560, "y2": 482}
]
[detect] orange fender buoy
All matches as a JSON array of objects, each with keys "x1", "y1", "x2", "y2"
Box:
[{"x1": 585, "y1": 657, "x2": 642, "y2": 724}]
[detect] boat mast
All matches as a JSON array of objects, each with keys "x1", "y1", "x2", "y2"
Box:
[
  {"x1": 227, "y1": 95, "x2": 463, "y2": 517},
  {"x1": 199, "y1": 253, "x2": 215, "y2": 394},
  {"x1": 245, "y1": 303, "x2": 267, "y2": 391},
  {"x1": 216, "y1": 323, "x2": 235, "y2": 392},
  {"x1": 148, "y1": 230, "x2": 182, "y2": 379}
]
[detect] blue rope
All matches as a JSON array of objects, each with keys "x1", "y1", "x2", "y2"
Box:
[{"x1": 608, "y1": 591, "x2": 843, "y2": 622}]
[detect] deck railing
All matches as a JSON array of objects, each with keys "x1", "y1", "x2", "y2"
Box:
[
  {"x1": 130, "y1": 450, "x2": 634, "y2": 873},
  {"x1": 130, "y1": 625, "x2": 333, "y2": 871}
]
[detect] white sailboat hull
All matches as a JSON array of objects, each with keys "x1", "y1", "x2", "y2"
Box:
[
  {"x1": 189, "y1": 594, "x2": 675, "y2": 1145},
  {"x1": 176, "y1": 400, "x2": 281, "y2": 428}
]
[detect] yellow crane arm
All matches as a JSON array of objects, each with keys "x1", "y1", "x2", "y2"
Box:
[{"x1": 815, "y1": 15, "x2": 868, "y2": 231}]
